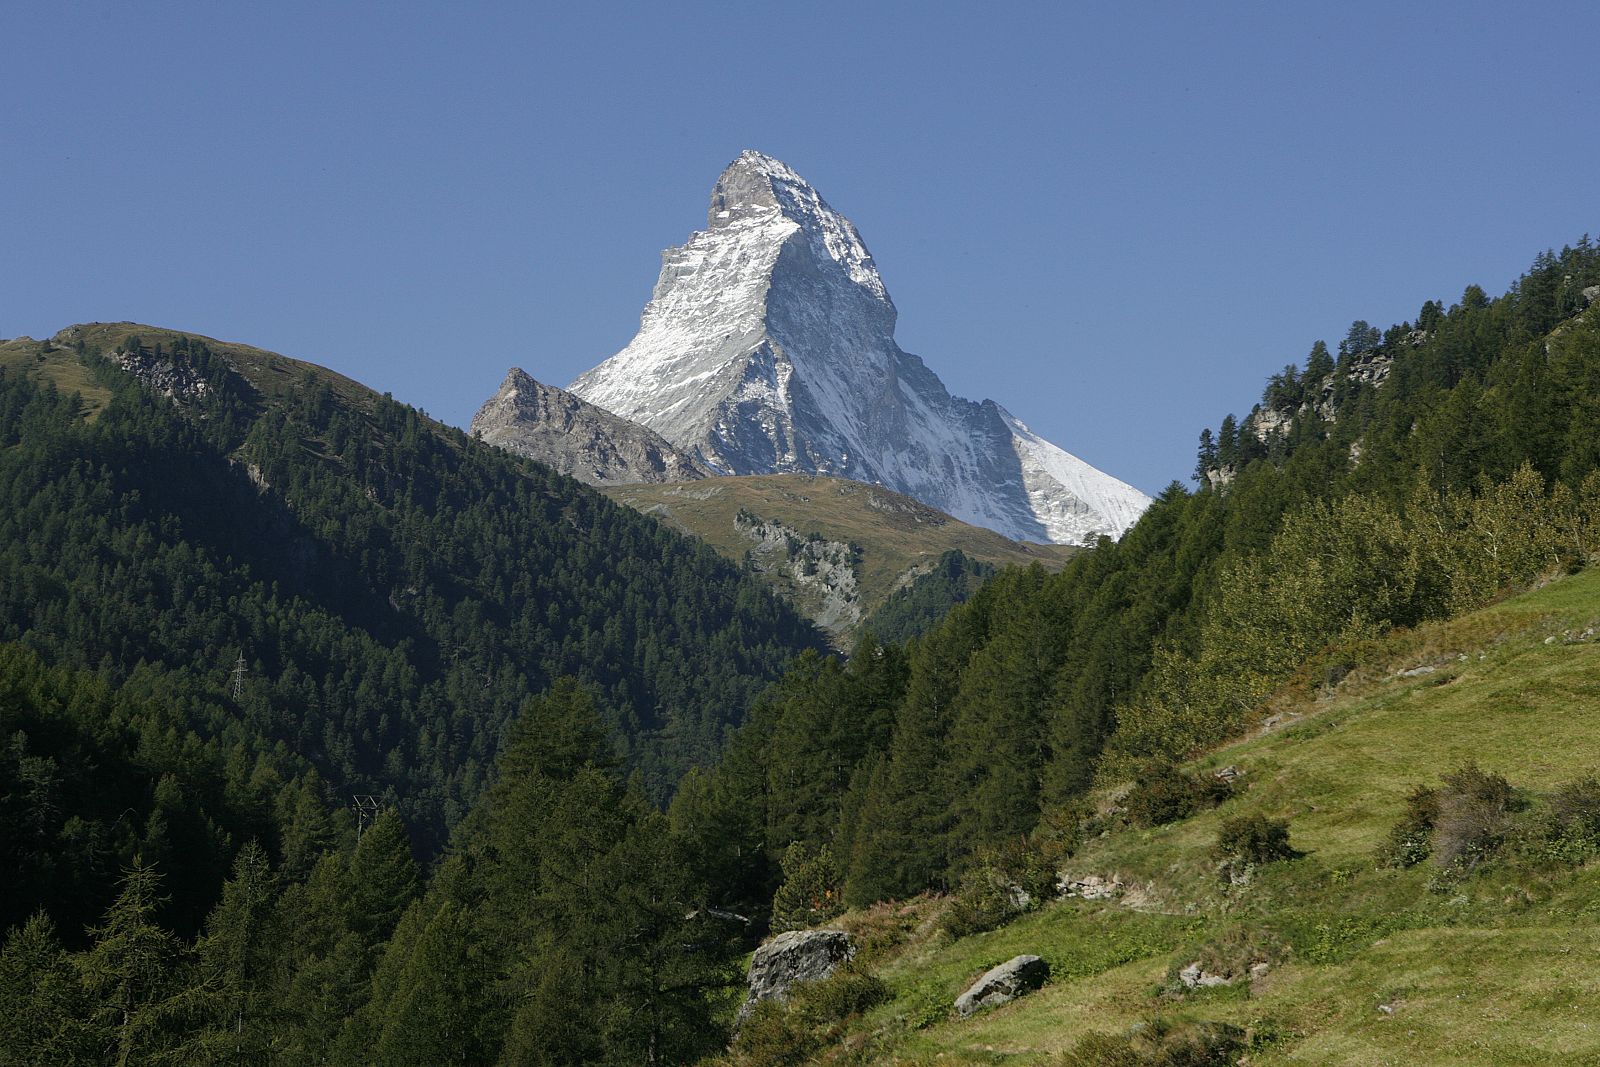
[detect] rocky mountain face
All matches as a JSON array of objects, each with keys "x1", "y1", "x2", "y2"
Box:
[
  {"x1": 543, "y1": 150, "x2": 1150, "y2": 545},
  {"x1": 470, "y1": 368, "x2": 711, "y2": 485}
]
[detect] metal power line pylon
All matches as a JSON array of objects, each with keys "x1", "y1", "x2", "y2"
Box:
[{"x1": 352, "y1": 794, "x2": 382, "y2": 838}]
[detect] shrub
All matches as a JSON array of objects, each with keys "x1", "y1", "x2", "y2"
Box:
[
  {"x1": 1165, "y1": 925, "x2": 1287, "y2": 990},
  {"x1": 941, "y1": 875, "x2": 1020, "y2": 940},
  {"x1": 798, "y1": 966, "x2": 888, "y2": 1023},
  {"x1": 1055, "y1": 1018, "x2": 1246, "y2": 1066},
  {"x1": 1377, "y1": 764, "x2": 1521, "y2": 873},
  {"x1": 771, "y1": 842, "x2": 843, "y2": 931},
  {"x1": 728, "y1": 1000, "x2": 813, "y2": 1067},
  {"x1": 1551, "y1": 774, "x2": 1600, "y2": 842},
  {"x1": 940, "y1": 837, "x2": 1058, "y2": 939},
  {"x1": 833, "y1": 900, "x2": 917, "y2": 964},
  {"x1": 727, "y1": 965, "x2": 887, "y2": 1067},
  {"x1": 1213, "y1": 814, "x2": 1296, "y2": 867},
  {"x1": 1125, "y1": 761, "x2": 1234, "y2": 828},
  {"x1": 1056, "y1": 1032, "x2": 1143, "y2": 1067},
  {"x1": 1377, "y1": 785, "x2": 1440, "y2": 868},
  {"x1": 1430, "y1": 763, "x2": 1519, "y2": 872}
]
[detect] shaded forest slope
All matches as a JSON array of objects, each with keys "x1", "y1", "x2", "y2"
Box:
[{"x1": 0, "y1": 322, "x2": 824, "y2": 857}]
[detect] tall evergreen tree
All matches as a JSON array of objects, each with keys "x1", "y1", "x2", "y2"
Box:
[
  {"x1": 79, "y1": 858, "x2": 190, "y2": 1066},
  {"x1": 192, "y1": 841, "x2": 281, "y2": 1065},
  {"x1": 0, "y1": 913, "x2": 98, "y2": 1065},
  {"x1": 348, "y1": 810, "x2": 418, "y2": 947}
]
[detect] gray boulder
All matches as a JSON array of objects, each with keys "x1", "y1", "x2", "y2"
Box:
[
  {"x1": 954, "y1": 954, "x2": 1049, "y2": 1016},
  {"x1": 1177, "y1": 961, "x2": 1233, "y2": 989},
  {"x1": 739, "y1": 929, "x2": 854, "y2": 1019},
  {"x1": 1060, "y1": 874, "x2": 1121, "y2": 900}
]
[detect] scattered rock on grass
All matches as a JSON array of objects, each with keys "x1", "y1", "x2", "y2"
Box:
[
  {"x1": 740, "y1": 929, "x2": 854, "y2": 1019},
  {"x1": 1177, "y1": 961, "x2": 1233, "y2": 989},
  {"x1": 954, "y1": 954, "x2": 1049, "y2": 1016},
  {"x1": 1060, "y1": 874, "x2": 1122, "y2": 900}
]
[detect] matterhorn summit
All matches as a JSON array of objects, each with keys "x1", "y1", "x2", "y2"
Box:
[{"x1": 562, "y1": 150, "x2": 1149, "y2": 543}]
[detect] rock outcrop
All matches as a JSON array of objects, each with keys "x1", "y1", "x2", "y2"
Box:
[
  {"x1": 735, "y1": 511, "x2": 861, "y2": 632},
  {"x1": 1176, "y1": 961, "x2": 1233, "y2": 989},
  {"x1": 113, "y1": 345, "x2": 213, "y2": 404},
  {"x1": 953, "y1": 954, "x2": 1049, "y2": 1016},
  {"x1": 1059, "y1": 874, "x2": 1122, "y2": 900},
  {"x1": 470, "y1": 368, "x2": 710, "y2": 486},
  {"x1": 740, "y1": 929, "x2": 855, "y2": 1020}
]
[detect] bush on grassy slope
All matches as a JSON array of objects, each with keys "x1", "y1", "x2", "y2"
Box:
[{"x1": 1055, "y1": 1017, "x2": 1247, "y2": 1066}]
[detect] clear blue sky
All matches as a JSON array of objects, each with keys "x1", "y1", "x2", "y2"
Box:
[{"x1": 5, "y1": 1, "x2": 1597, "y2": 495}]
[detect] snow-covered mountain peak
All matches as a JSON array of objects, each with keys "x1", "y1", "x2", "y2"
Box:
[
  {"x1": 707, "y1": 151, "x2": 888, "y2": 302},
  {"x1": 559, "y1": 152, "x2": 1151, "y2": 544}
]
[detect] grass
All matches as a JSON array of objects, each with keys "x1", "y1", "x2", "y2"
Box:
[
  {"x1": 604, "y1": 475, "x2": 1077, "y2": 645},
  {"x1": 788, "y1": 567, "x2": 1600, "y2": 1064},
  {"x1": 0, "y1": 336, "x2": 115, "y2": 419}
]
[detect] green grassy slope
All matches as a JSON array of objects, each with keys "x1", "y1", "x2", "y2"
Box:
[
  {"x1": 603, "y1": 475, "x2": 1077, "y2": 643},
  {"x1": 815, "y1": 568, "x2": 1600, "y2": 1065},
  {"x1": 0, "y1": 335, "x2": 116, "y2": 418}
]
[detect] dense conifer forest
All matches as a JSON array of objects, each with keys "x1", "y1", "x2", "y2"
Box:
[
  {"x1": 857, "y1": 550, "x2": 996, "y2": 646},
  {"x1": 0, "y1": 324, "x2": 823, "y2": 1056},
  {"x1": 4, "y1": 234, "x2": 1600, "y2": 1063}
]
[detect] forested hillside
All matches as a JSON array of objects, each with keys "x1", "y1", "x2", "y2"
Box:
[
  {"x1": 669, "y1": 236, "x2": 1600, "y2": 925},
  {"x1": 859, "y1": 549, "x2": 998, "y2": 646},
  {"x1": 0, "y1": 661, "x2": 741, "y2": 1064},
  {"x1": 0, "y1": 324, "x2": 821, "y2": 925},
  {"x1": 731, "y1": 565, "x2": 1600, "y2": 1064}
]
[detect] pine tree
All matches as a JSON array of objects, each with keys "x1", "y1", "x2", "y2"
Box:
[
  {"x1": 942, "y1": 570, "x2": 1060, "y2": 866},
  {"x1": 348, "y1": 810, "x2": 418, "y2": 946},
  {"x1": 498, "y1": 677, "x2": 616, "y2": 784},
  {"x1": 1216, "y1": 414, "x2": 1239, "y2": 470},
  {"x1": 770, "y1": 842, "x2": 843, "y2": 930},
  {"x1": 279, "y1": 772, "x2": 339, "y2": 881},
  {"x1": 79, "y1": 858, "x2": 190, "y2": 1066},
  {"x1": 841, "y1": 757, "x2": 896, "y2": 907},
  {"x1": 1338, "y1": 320, "x2": 1381, "y2": 364},
  {"x1": 345, "y1": 900, "x2": 490, "y2": 1067},
  {"x1": 0, "y1": 912, "x2": 98, "y2": 1065},
  {"x1": 590, "y1": 810, "x2": 734, "y2": 1066},
  {"x1": 1195, "y1": 428, "x2": 1218, "y2": 483},
  {"x1": 193, "y1": 841, "x2": 281, "y2": 1065},
  {"x1": 1305, "y1": 340, "x2": 1334, "y2": 380},
  {"x1": 271, "y1": 853, "x2": 368, "y2": 1063}
]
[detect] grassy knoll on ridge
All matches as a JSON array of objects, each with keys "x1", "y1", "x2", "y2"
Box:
[{"x1": 777, "y1": 567, "x2": 1600, "y2": 1065}]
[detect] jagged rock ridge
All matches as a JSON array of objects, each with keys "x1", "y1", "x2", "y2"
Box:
[
  {"x1": 471, "y1": 368, "x2": 711, "y2": 485},
  {"x1": 562, "y1": 150, "x2": 1150, "y2": 544}
]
